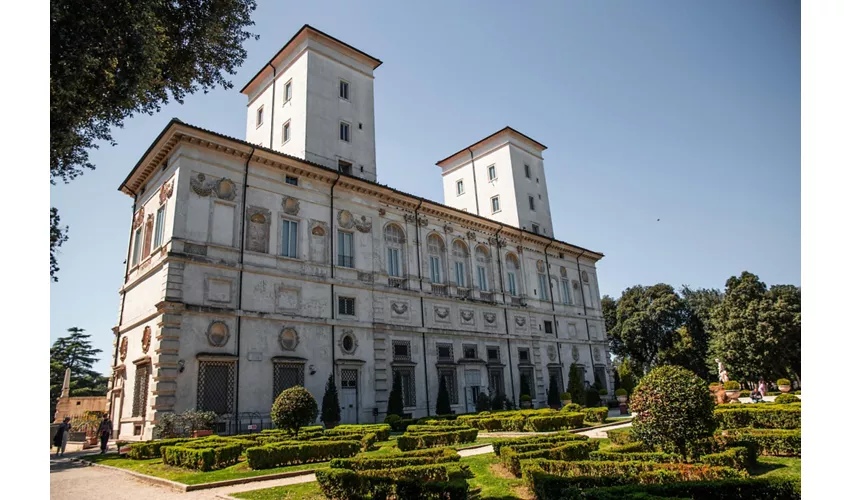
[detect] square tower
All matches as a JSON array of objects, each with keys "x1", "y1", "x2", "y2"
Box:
[
  {"x1": 436, "y1": 127, "x2": 554, "y2": 237},
  {"x1": 241, "y1": 25, "x2": 382, "y2": 182}
]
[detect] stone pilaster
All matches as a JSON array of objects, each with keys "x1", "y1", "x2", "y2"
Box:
[{"x1": 149, "y1": 301, "x2": 184, "y2": 423}]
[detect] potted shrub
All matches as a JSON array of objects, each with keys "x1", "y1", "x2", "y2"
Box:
[
  {"x1": 598, "y1": 388, "x2": 609, "y2": 400},
  {"x1": 777, "y1": 378, "x2": 792, "y2": 393},
  {"x1": 615, "y1": 388, "x2": 628, "y2": 403},
  {"x1": 723, "y1": 381, "x2": 741, "y2": 402},
  {"x1": 560, "y1": 392, "x2": 572, "y2": 406},
  {"x1": 520, "y1": 394, "x2": 533, "y2": 409}
]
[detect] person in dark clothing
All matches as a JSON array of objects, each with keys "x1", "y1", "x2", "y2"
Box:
[
  {"x1": 53, "y1": 417, "x2": 71, "y2": 457},
  {"x1": 97, "y1": 415, "x2": 113, "y2": 454}
]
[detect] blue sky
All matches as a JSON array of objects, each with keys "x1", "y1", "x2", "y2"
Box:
[{"x1": 50, "y1": 0, "x2": 800, "y2": 374}]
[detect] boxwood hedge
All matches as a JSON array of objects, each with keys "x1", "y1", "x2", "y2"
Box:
[{"x1": 245, "y1": 440, "x2": 360, "y2": 469}]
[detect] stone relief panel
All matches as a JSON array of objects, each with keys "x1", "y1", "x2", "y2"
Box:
[
  {"x1": 589, "y1": 325, "x2": 599, "y2": 341},
  {"x1": 119, "y1": 337, "x2": 128, "y2": 361},
  {"x1": 459, "y1": 308, "x2": 475, "y2": 327},
  {"x1": 514, "y1": 314, "x2": 528, "y2": 332},
  {"x1": 338, "y1": 329, "x2": 358, "y2": 355},
  {"x1": 434, "y1": 306, "x2": 451, "y2": 324},
  {"x1": 547, "y1": 345, "x2": 556, "y2": 362},
  {"x1": 282, "y1": 196, "x2": 300, "y2": 215},
  {"x1": 483, "y1": 312, "x2": 498, "y2": 329},
  {"x1": 159, "y1": 179, "x2": 174, "y2": 205},
  {"x1": 572, "y1": 345, "x2": 580, "y2": 362},
  {"x1": 189, "y1": 173, "x2": 238, "y2": 201},
  {"x1": 390, "y1": 300, "x2": 410, "y2": 321},
  {"x1": 567, "y1": 323, "x2": 578, "y2": 339},
  {"x1": 205, "y1": 276, "x2": 233, "y2": 304},
  {"x1": 141, "y1": 326, "x2": 151, "y2": 354},
  {"x1": 593, "y1": 346, "x2": 602, "y2": 363},
  {"x1": 246, "y1": 207, "x2": 271, "y2": 253},
  {"x1": 275, "y1": 286, "x2": 300, "y2": 312}
]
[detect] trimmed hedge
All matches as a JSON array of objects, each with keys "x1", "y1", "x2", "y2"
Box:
[
  {"x1": 577, "y1": 478, "x2": 801, "y2": 500},
  {"x1": 589, "y1": 451, "x2": 681, "y2": 463},
  {"x1": 714, "y1": 406, "x2": 801, "y2": 429},
  {"x1": 327, "y1": 424, "x2": 391, "y2": 442},
  {"x1": 330, "y1": 448, "x2": 460, "y2": 470},
  {"x1": 127, "y1": 438, "x2": 191, "y2": 459},
  {"x1": 396, "y1": 428, "x2": 478, "y2": 451},
  {"x1": 417, "y1": 419, "x2": 469, "y2": 427},
  {"x1": 606, "y1": 428, "x2": 635, "y2": 445},
  {"x1": 699, "y1": 446, "x2": 752, "y2": 470},
  {"x1": 774, "y1": 394, "x2": 800, "y2": 405},
  {"x1": 561, "y1": 403, "x2": 582, "y2": 413},
  {"x1": 161, "y1": 443, "x2": 241, "y2": 471},
  {"x1": 527, "y1": 413, "x2": 586, "y2": 431},
  {"x1": 406, "y1": 424, "x2": 470, "y2": 434},
  {"x1": 607, "y1": 442, "x2": 651, "y2": 453},
  {"x1": 501, "y1": 440, "x2": 599, "y2": 476},
  {"x1": 718, "y1": 428, "x2": 801, "y2": 457},
  {"x1": 584, "y1": 407, "x2": 609, "y2": 424},
  {"x1": 245, "y1": 440, "x2": 360, "y2": 469},
  {"x1": 492, "y1": 432, "x2": 588, "y2": 456},
  {"x1": 316, "y1": 464, "x2": 470, "y2": 500}
]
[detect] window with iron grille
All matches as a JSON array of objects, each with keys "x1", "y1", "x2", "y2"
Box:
[
  {"x1": 393, "y1": 367, "x2": 416, "y2": 407},
  {"x1": 392, "y1": 340, "x2": 411, "y2": 361},
  {"x1": 463, "y1": 344, "x2": 477, "y2": 359},
  {"x1": 519, "y1": 367, "x2": 536, "y2": 398},
  {"x1": 273, "y1": 362, "x2": 305, "y2": 401},
  {"x1": 198, "y1": 360, "x2": 235, "y2": 414},
  {"x1": 338, "y1": 296, "x2": 355, "y2": 316},
  {"x1": 341, "y1": 369, "x2": 357, "y2": 389},
  {"x1": 544, "y1": 321, "x2": 553, "y2": 334},
  {"x1": 132, "y1": 363, "x2": 151, "y2": 418},
  {"x1": 437, "y1": 343, "x2": 453, "y2": 361},
  {"x1": 518, "y1": 348, "x2": 530, "y2": 362},
  {"x1": 438, "y1": 368, "x2": 458, "y2": 404},
  {"x1": 487, "y1": 346, "x2": 500, "y2": 362},
  {"x1": 548, "y1": 367, "x2": 564, "y2": 395}
]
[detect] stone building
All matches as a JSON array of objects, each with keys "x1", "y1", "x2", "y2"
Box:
[{"x1": 107, "y1": 25, "x2": 612, "y2": 440}]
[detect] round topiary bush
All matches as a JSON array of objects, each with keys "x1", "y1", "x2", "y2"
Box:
[
  {"x1": 615, "y1": 388, "x2": 628, "y2": 397},
  {"x1": 271, "y1": 386, "x2": 318, "y2": 436},
  {"x1": 723, "y1": 381, "x2": 741, "y2": 390},
  {"x1": 774, "y1": 393, "x2": 799, "y2": 404},
  {"x1": 630, "y1": 366, "x2": 716, "y2": 456},
  {"x1": 560, "y1": 392, "x2": 572, "y2": 401},
  {"x1": 777, "y1": 378, "x2": 791, "y2": 386}
]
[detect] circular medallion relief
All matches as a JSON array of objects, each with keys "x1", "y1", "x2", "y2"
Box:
[
  {"x1": 217, "y1": 178, "x2": 235, "y2": 199},
  {"x1": 141, "y1": 326, "x2": 152, "y2": 354},
  {"x1": 207, "y1": 321, "x2": 230, "y2": 347},
  {"x1": 547, "y1": 345, "x2": 556, "y2": 361},
  {"x1": 119, "y1": 337, "x2": 128, "y2": 361},
  {"x1": 279, "y1": 327, "x2": 299, "y2": 351}
]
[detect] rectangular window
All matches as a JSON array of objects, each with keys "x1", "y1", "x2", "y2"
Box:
[
  {"x1": 338, "y1": 230, "x2": 354, "y2": 267},
  {"x1": 529, "y1": 196, "x2": 536, "y2": 211},
  {"x1": 544, "y1": 320, "x2": 553, "y2": 334},
  {"x1": 256, "y1": 106, "x2": 264, "y2": 126},
  {"x1": 282, "y1": 121, "x2": 291, "y2": 143},
  {"x1": 153, "y1": 206, "x2": 166, "y2": 249},
  {"x1": 273, "y1": 362, "x2": 305, "y2": 401},
  {"x1": 456, "y1": 180, "x2": 464, "y2": 195},
  {"x1": 491, "y1": 196, "x2": 500, "y2": 213},
  {"x1": 338, "y1": 296, "x2": 356, "y2": 316},
  {"x1": 519, "y1": 367, "x2": 536, "y2": 398},
  {"x1": 429, "y1": 256, "x2": 442, "y2": 284},
  {"x1": 518, "y1": 348, "x2": 530, "y2": 362},
  {"x1": 393, "y1": 367, "x2": 415, "y2": 407},
  {"x1": 338, "y1": 160, "x2": 352, "y2": 175},
  {"x1": 197, "y1": 360, "x2": 235, "y2": 415},
  {"x1": 284, "y1": 80, "x2": 292, "y2": 102},
  {"x1": 463, "y1": 344, "x2": 477, "y2": 359},
  {"x1": 285, "y1": 175, "x2": 298, "y2": 186},
  {"x1": 131, "y1": 228, "x2": 142, "y2": 266},
  {"x1": 280, "y1": 219, "x2": 298, "y2": 258},
  {"x1": 439, "y1": 368, "x2": 459, "y2": 405},
  {"x1": 531, "y1": 224, "x2": 540, "y2": 234},
  {"x1": 524, "y1": 164, "x2": 531, "y2": 178},
  {"x1": 387, "y1": 248, "x2": 401, "y2": 277},
  {"x1": 487, "y1": 347, "x2": 500, "y2": 362},
  {"x1": 454, "y1": 261, "x2": 465, "y2": 287},
  {"x1": 393, "y1": 340, "x2": 411, "y2": 361},
  {"x1": 339, "y1": 80, "x2": 350, "y2": 100},
  {"x1": 437, "y1": 343, "x2": 453, "y2": 361},
  {"x1": 477, "y1": 266, "x2": 488, "y2": 291},
  {"x1": 488, "y1": 165, "x2": 496, "y2": 180},
  {"x1": 131, "y1": 363, "x2": 151, "y2": 418},
  {"x1": 538, "y1": 273, "x2": 549, "y2": 300},
  {"x1": 340, "y1": 121, "x2": 351, "y2": 142},
  {"x1": 507, "y1": 272, "x2": 517, "y2": 296},
  {"x1": 561, "y1": 280, "x2": 571, "y2": 304}
]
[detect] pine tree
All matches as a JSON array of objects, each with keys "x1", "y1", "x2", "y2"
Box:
[
  {"x1": 50, "y1": 327, "x2": 108, "y2": 420},
  {"x1": 436, "y1": 376, "x2": 452, "y2": 415},
  {"x1": 567, "y1": 363, "x2": 586, "y2": 407},
  {"x1": 320, "y1": 374, "x2": 341, "y2": 425},
  {"x1": 547, "y1": 373, "x2": 561, "y2": 408},
  {"x1": 386, "y1": 371, "x2": 405, "y2": 417}
]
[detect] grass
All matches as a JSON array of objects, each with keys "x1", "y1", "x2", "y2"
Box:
[
  {"x1": 749, "y1": 456, "x2": 801, "y2": 481},
  {"x1": 464, "y1": 452, "x2": 529, "y2": 499},
  {"x1": 232, "y1": 481, "x2": 324, "y2": 500}
]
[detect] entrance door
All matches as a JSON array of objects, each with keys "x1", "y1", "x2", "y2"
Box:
[
  {"x1": 340, "y1": 369, "x2": 358, "y2": 424},
  {"x1": 464, "y1": 370, "x2": 481, "y2": 413}
]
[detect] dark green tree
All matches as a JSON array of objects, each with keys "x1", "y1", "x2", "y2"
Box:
[
  {"x1": 567, "y1": 363, "x2": 586, "y2": 406},
  {"x1": 271, "y1": 386, "x2": 318, "y2": 436},
  {"x1": 709, "y1": 272, "x2": 801, "y2": 383},
  {"x1": 476, "y1": 391, "x2": 491, "y2": 412},
  {"x1": 50, "y1": 0, "x2": 258, "y2": 279},
  {"x1": 50, "y1": 208, "x2": 68, "y2": 282},
  {"x1": 519, "y1": 374, "x2": 532, "y2": 398},
  {"x1": 386, "y1": 371, "x2": 405, "y2": 417},
  {"x1": 436, "y1": 376, "x2": 452, "y2": 415},
  {"x1": 320, "y1": 375, "x2": 341, "y2": 426},
  {"x1": 601, "y1": 295, "x2": 618, "y2": 334},
  {"x1": 547, "y1": 373, "x2": 561, "y2": 409},
  {"x1": 50, "y1": 328, "x2": 108, "y2": 420}
]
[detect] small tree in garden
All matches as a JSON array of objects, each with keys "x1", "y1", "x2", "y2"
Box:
[
  {"x1": 490, "y1": 392, "x2": 506, "y2": 411},
  {"x1": 386, "y1": 372, "x2": 405, "y2": 417},
  {"x1": 567, "y1": 364, "x2": 586, "y2": 406},
  {"x1": 321, "y1": 375, "x2": 341, "y2": 426},
  {"x1": 547, "y1": 374, "x2": 561, "y2": 408},
  {"x1": 476, "y1": 391, "x2": 491, "y2": 412},
  {"x1": 271, "y1": 386, "x2": 318, "y2": 436},
  {"x1": 630, "y1": 365, "x2": 716, "y2": 456},
  {"x1": 436, "y1": 377, "x2": 452, "y2": 415},
  {"x1": 520, "y1": 375, "x2": 532, "y2": 398}
]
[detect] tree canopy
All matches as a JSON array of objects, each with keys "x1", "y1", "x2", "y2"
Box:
[
  {"x1": 49, "y1": 0, "x2": 258, "y2": 280},
  {"x1": 49, "y1": 328, "x2": 108, "y2": 420}
]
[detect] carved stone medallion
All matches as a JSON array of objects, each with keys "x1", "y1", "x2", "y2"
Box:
[
  {"x1": 119, "y1": 337, "x2": 128, "y2": 361},
  {"x1": 215, "y1": 178, "x2": 236, "y2": 200},
  {"x1": 444, "y1": 225, "x2": 454, "y2": 233},
  {"x1": 483, "y1": 312, "x2": 496, "y2": 324},
  {"x1": 547, "y1": 345, "x2": 556, "y2": 362},
  {"x1": 572, "y1": 345, "x2": 580, "y2": 362},
  {"x1": 434, "y1": 306, "x2": 450, "y2": 322},
  {"x1": 282, "y1": 196, "x2": 300, "y2": 215},
  {"x1": 159, "y1": 181, "x2": 174, "y2": 205},
  {"x1": 338, "y1": 330, "x2": 358, "y2": 355},
  {"x1": 207, "y1": 321, "x2": 230, "y2": 347},
  {"x1": 560, "y1": 266, "x2": 567, "y2": 278},
  {"x1": 141, "y1": 326, "x2": 151, "y2": 354},
  {"x1": 338, "y1": 210, "x2": 355, "y2": 229},
  {"x1": 190, "y1": 173, "x2": 213, "y2": 197},
  {"x1": 279, "y1": 327, "x2": 299, "y2": 351},
  {"x1": 460, "y1": 309, "x2": 474, "y2": 323},
  {"x1": 515, "y1": 316, "x2": 526, "y2": 327},
  {"x1": 466, "y1": 231, "x2": 476, "y2": 242},
  {"x1": 391, "y1": 302, "x2": 408, "y2": 315},
  {"x1": 378, "y1": 208, "x2": 386, "y2": 217},
  {"x1": 354, "y1": 215, "x2": 372, "y2": 233}
]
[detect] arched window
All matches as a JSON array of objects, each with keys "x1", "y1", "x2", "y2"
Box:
[
  {"x1": 505, "y1": 253, "x2": 520, "y2": 296},
  {"x1": 427, "y1": 234, "x2": 445, "y2": 284},
  {"x1": 451, "y1": 240, "x2": 470, "y2": 288},
  {"x1": 475, "y1": 245, "x2": 490, "y2": 291},
  {"x1": 384, "y1": 224, "x2": 405, "y2": 277}
]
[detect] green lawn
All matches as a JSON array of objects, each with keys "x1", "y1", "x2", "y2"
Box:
[
  {"x1": 749, "y1": 457, "x2": 801, "y2": 481},
  {"x1": 464, "y1": 453, "x2": 528, "y2": 499},
  {"x1": 232, "y1": 481, "x2": 324, "y2": 500}
]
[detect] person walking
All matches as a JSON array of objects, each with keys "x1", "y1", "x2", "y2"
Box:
[
  {"x1": 53, "y1": 417, "x2": 71, "y2": 457},
  {"x1": 758, "y1": 379, "x2": 767, "y2": 399},
  {"x1": 97, "y1": 414, "x2": 113, "y2": 454}
]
